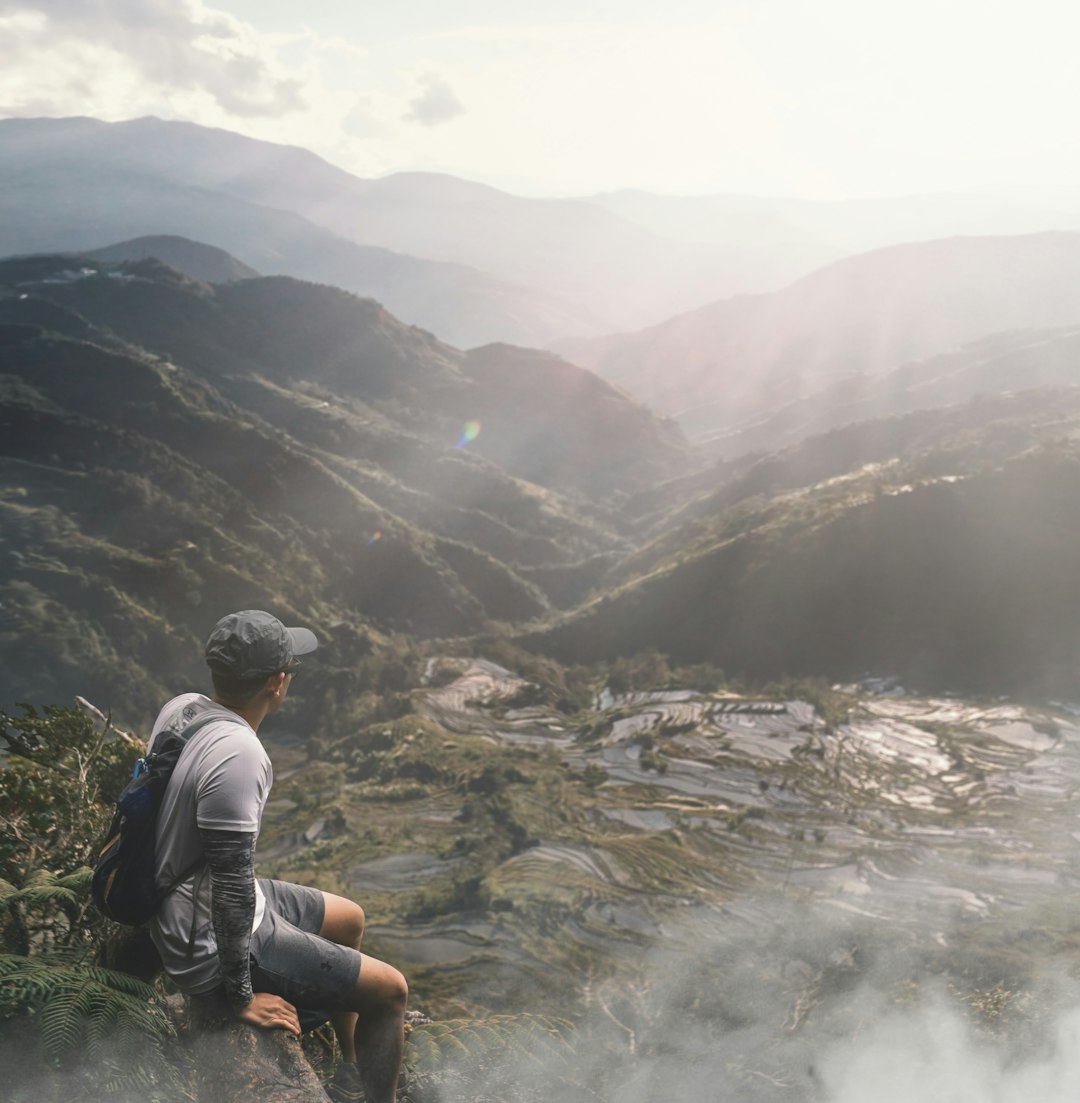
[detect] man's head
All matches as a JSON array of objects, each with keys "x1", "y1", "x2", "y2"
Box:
[{"x1": 205, "y1": 610, "x2": 318, "y2": 708}]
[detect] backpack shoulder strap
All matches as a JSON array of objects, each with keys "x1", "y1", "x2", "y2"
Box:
[
  {"x1": 151, "y1": 708, "x2": 237, "y2": 757},
  {"x1": 156, "y1": 711, "x2": 245, "y2": 904},
  {"x1": 177, "y1": 710, "x2": 232, "y2": 746}
]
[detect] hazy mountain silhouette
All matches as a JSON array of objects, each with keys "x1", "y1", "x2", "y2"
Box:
[
  {"x1": 591, "y1": 189, "x2": 1067, "y2": 257},
  {"x1": 0, "y1": 256, "x2": 688, "y2": 494},
  {"x1": 557, "y1": 233, "x2": 1080, "y2": 447},
  {"x1": 11, "y1": 119, "x2": 1080, "y2": 704},
  {"x1": 12, "y1": 116, "x2": 1080, "y2": 352},
  {"x1": 86, "y1": 235, "x2": 259, "y2": 284},
  {"x1": 0, "y1": 117, "x2": 605, "y2": 348},
  {"x1": 0, "y1": 115, "x2": 847, "y2": 336},
  {"x1": 290, "y1": 169, "x2": 753, "y2": 329},
  {"x1": 702, "y1": 324, "x2": 1080, "y2": 458}
]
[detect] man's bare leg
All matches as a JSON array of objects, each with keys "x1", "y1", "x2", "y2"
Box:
[
  {"x1": 319, "y1": 890, "x2": 409, "y2": 1102},
  {"x1": 347, "y1": 955, "x2": 408, "y2": 1103},
  {"x1": 319, "y1": 892, "x2": 366, "y2": 1064}
]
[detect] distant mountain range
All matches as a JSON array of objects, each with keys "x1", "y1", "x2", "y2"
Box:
[
  {"x1": 0, "y1": 115, "x2": 801, "y2": 330},
  {"x1": 0, "y1": 117, "x2": 605, "y2": 348},
  {"x1": 557, "y1": 233, "x2": 1080, "y2": 450},
  {"x1": 10, "y1": 116, "x2": 1080, "y2": 354},
  {"x1": 12, "y1": 117, "x2": 1080, "y2": 701},
  {"x1": 589, "y1": 188, "x2": 1071, "y2": 256},
  {"x1": 701, "y1": 324, "x2": 1080, "y2": 459}
]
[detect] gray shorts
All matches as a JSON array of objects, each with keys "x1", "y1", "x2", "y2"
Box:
[{"x1": 250, "y1": 878, "x2": 361, "y2": 1033}]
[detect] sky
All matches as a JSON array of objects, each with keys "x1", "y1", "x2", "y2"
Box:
[{"x1": 2, "y1": 0, "x2": 1080, "y2": 198}]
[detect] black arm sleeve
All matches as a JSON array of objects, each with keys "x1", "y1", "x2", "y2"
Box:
[{"x1": 198, "y1": 827, "x2": 257, "y2": 1008}]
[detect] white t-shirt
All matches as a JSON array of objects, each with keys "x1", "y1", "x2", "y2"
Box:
[{"x1": 147, "y1": 693, "x2": 273, "y2": 994}]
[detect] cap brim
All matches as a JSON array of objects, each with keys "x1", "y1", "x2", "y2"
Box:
[{"x1": 286, "y1": 626, "x2": 318, "y2": 656}]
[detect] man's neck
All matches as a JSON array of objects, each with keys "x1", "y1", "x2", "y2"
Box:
[{"x1": 212, "y1": 697, "x2": 269, "y2": 732}]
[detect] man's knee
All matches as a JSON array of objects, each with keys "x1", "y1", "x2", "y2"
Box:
[
  {"x1": 386, "y1": 967, "x2": 408, "y2": 1013},
  {"x1": 352, "y1": 956, "x2": 408, "y2": 1015},
  {"x1": 349, "y1": 902, "x2": 366, "y2": 948}
]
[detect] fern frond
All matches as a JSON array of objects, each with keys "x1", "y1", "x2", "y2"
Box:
[
  {"x1": 408, "y1": 1013, "x2": 577, "y2": 1074},
  {"x1": 39, "y1": 968, "x2": 96, "y2": 1060},
  {"x1": 82, "y1": 963, "x2": 161, "y2": 998},
  {"x1": 14, "y1": 884, "x2": 82, "y2": 908},
  {"x1": 0, "y1": 953, "x2": 55, "y2": 999},
  {"x1": 23, "y1": 867, "x2": 64, "y2": 890},
  {"x1": 102, "y1": 1055, "x2": 176, "y2": 1097},
  {"x1": 56, "y1": 868, "x2": 94, "y2": 892},
  {"x1": 0, "y1": 868, "x2": 98, "y2": 962},
  {"x1": 0, "y1": 953, "x2": 172, "y2": 1066},
  {"x1": 1, "y1": 868, "x2": 92, "y2": 915}
]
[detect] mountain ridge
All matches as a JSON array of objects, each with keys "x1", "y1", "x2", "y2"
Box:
[
  {"x1": 523, "y1": 382, "x2": 1080, "y2": 695},
  {"x1": 0, "y1": 117, "x2": 608, "y2": 348},
  {"x1": 0, "y1": 116, "x2": 842, "y2": 337},
  {"x1": 85, "y1": 235, "x2": 259, "y2": 283},
  {"x1": 0, "y1": 256, "x2": 688, "y2": 712},
  {"x1": 555, "y1": 231, "x2": 1080, "y2": 447}
]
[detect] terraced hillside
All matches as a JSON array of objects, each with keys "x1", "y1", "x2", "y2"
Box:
[{"x1": 253, "y1": 657, "x2": 1080, "y2": 1100}]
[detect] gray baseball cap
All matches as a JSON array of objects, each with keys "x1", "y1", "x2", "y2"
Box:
[{"x1": 205, "y1": 610, "x2": 318, "y2": 680}]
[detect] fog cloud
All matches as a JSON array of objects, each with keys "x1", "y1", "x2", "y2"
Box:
[
  {"x1": 420, "y1": 880, "x2": 1080, "y2": 1103},
  {"x1": 819, "y1": 991, "x2": 1080, "y2": 1103},
  {"x1": 405, "y1": 73, "x2": 465, "y2": 127},
  {"x1": 0, "y1": 0, "x2": 304, "y2": 118}
]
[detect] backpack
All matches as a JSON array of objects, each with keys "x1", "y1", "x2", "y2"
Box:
[{"x1": 92, "y1": 712, "x2": 223, "y2": 925}]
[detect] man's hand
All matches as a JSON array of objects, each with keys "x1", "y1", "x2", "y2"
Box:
[{"x1": 234, "y1": 992, "x2": 301, "y2": 1036}]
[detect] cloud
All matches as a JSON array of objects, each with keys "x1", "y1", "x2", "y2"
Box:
[
  {"x1": 404, "y1": 73, "x2": 465, "y2": 127},
  {"x1": 342, "y1": 96, "x2": 391, "y2": 140},
  {"x1": 0, "y1": 0, "x2": 304, "y2": 118}
]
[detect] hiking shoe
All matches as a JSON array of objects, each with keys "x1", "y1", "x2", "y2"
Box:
[{"x1": 327, "y1": 1062, "x2": 364, "y2": 1103}]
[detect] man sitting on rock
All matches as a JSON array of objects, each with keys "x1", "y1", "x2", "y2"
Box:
[{"x1": 148, "y1": 609, "x2": 408, "y2": 1103}]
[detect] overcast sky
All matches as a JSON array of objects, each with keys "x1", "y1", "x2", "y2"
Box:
[{"x1": 2, "y1": 0, "x2": 1079, "y2": 198}]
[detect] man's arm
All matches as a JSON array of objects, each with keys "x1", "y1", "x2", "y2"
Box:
[{"x1": 199, "y1": 827, "x2": 300, "y2": 1035}]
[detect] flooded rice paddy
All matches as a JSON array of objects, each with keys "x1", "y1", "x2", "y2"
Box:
[
  {"x1": 416, "y1": 663, "x2": 1080, "y2": 961},
  {"x1": 262, "y1": 658, "x2": 1080, "y2": 1068}
]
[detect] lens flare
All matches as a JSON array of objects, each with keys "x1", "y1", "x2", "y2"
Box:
[
  {"x1": 367, "y1": 530, "x2": 383, "y2": 545},
  {"x1": 455, "y1": 420, "x2": 482, "y2": 448}
]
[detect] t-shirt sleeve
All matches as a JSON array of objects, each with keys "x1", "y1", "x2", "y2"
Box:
[{"x1": 194, "y1": 730, "x2": 271, "y2": 832}]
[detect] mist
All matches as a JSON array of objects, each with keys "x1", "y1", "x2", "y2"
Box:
[{"x1": 417, "y1": 889, "x2": 1080, "y2": 1103}]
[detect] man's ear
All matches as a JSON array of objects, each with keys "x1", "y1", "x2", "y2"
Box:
[{"x1": 267, "y1": 672, "x2": 288, "y2": 695}]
